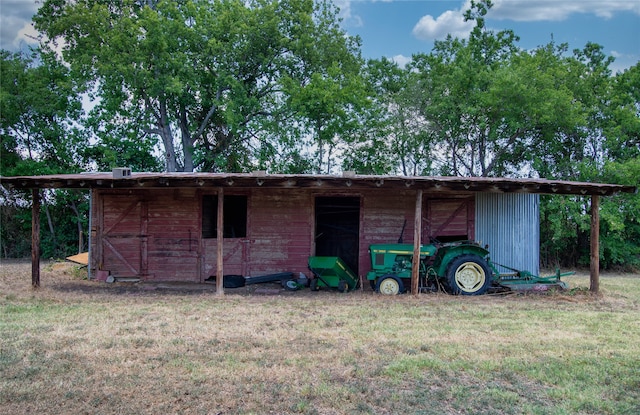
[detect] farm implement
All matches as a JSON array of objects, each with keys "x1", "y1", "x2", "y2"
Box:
[
  {"x1": 366, "y1": 241, "x2": 571, "y2": 295},
  {"x1": 307, "y1": 256, "x2": 359, "y2": 292}
]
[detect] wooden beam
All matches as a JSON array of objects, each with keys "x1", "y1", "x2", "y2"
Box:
[
  {"x1": 590, "y1": 195, "x2": 600, "y2": 294},
  {"x1": 216, "y1": 188, "x2": 224, "y2": 295},
  {"x1": 31, "y1": 189, "x2": 41, "y2": 288},
  {"x1": 411, "y1": 190, "x2": 423, "y2": 296},
  {"x1": 140, "y1": 199, "x2": 149, "y2": 277}
]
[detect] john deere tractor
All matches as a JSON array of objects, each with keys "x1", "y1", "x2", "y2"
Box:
[{"x1": 366, "y1": 241, "x2": 569, "y2": 295}]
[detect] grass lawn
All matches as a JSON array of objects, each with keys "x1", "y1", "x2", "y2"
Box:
[{"x1": 1, "y1": 260, "x2": 639, "y2": 414}]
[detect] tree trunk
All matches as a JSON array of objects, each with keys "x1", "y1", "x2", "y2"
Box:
[
  {"x1": 159, "y1": 100, "x2": 178, "y2": 172},
  {"x1": 180, "y1": 104, "x2": 194, "y2": 172}
]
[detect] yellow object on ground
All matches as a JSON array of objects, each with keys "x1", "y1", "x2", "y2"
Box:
[{"x1": 66, "y1": 252, "x2": 89, "y2": 265}]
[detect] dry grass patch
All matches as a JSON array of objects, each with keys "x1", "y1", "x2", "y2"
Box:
[{"x1": 1, "y1": 260, "x2": 639, "y2": 414}]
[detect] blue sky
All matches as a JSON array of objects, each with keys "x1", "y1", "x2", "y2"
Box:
[
  {"x1": 1, "y1": 0, "x2": 638, "y2": 73},
  {"x1": 337, "y1": 0, "x2": 640, "y2": 73}
]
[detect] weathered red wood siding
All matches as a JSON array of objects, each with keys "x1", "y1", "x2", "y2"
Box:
[
  {"x1": 359, "y1": 189, "x2": 417, "y2": 272},
  {"x1": 145, "y1": 189, "x2": 199, "y2": 281},
  {"x1": 91, "y1": 188, "x2": 477, "y2": 283},
  {"x1": 425, "y1": 196, "x2": 475, "y2": 241},
  {"x1": 92, "y1": 189, "x2": 200, "y2": 282},
  {"x1": 247, "y1": 189, "x2": 312, "y2": 276},
  {"x1": 93, "y1": 192, "x2": 142, "y2": 278}
]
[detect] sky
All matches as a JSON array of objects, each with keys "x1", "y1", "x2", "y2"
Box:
[
  {"x1": 337, "y1": 0, "x2": 640, "y2": 72},
  {"x1": 1, "y1": 0, "x2": 639, "y2": 73}
]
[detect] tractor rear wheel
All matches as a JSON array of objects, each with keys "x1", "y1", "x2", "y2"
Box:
[
  {"x1": 446, "y1": 254, "x2": 491, "y2": 295},
  {"x1": 376, "y1": 275, "x2": 405, "y2": 295}
]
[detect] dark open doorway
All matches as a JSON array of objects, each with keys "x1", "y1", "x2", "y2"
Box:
[{"x1": 314, "y1": 196, "x2": 360, "y2": 273}]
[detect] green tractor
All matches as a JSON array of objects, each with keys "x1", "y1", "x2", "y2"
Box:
[{"x1": 366, "y1": 241, "x2": 569, "y2": 295}]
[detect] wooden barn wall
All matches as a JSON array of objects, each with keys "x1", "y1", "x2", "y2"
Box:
[
  {"x1": 425, "y1": 195, "x2": 475, "y2": 242},
  {"x1": 145, "y1": 189, "x2": 200, "y2": 281},
  {"x1": 359, "y1": 189, "x2": 417, "y2": 272},
  {"x1": 246, "y1": 189, "x2": 312, "y2": 277},
  {"x1": 91, "y1": 188, "x2": 480, "y2": 283},
  {"x1": 200, "y1": 189, "x2": 313, "y2": 279},
  {"x1": 92, "y1": 189, "x2": 200, "y2": 282}
]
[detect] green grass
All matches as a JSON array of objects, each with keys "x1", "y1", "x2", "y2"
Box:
[{"x1": 0, "y1": 263, "x2": 639, "y2": 414}]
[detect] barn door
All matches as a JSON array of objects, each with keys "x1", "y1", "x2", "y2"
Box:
[
  {"x1": 314, "y1": 196, "x2": 360, "y2": 273},
  {"x1": 425, "y1": 197, "x2": 475, "y2": 242},
  {"x1": 98, "y1": 195, "x2": 147, "y2": 278}
]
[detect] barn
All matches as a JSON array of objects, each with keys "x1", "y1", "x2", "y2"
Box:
[{"x1": 1, "y1": 171, "x2": 635, "y2": 293}]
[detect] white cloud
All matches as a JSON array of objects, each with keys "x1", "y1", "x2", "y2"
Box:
[
  {"x1": 14, "y1": 21, "x2": 38, "y2": 48},
  {"x1": 412, "y1": 3, "x2": 475, "y2": 41},
  {"x1": 335, "y1": 0, "x2": 363, "y2": 28},
  {"x1": 488, "y1": 0, "x2": 640, "y2": 22},
  {"x1": 391, "y1": 54, "x2": 411, "y2": 68},
  {"x1": 0, "y1": 0, "x2": 41, "y2": 51},
  {"x1": 412, "y1": 0, "x2": 640, "y2": 42}
]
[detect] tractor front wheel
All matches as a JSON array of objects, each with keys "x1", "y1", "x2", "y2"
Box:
[
  {"x1": 376, "y1": 275, "x2": 405, "y2": 295},
  {"x1": 446, "y1": 254, "x2": 492, "y2": 295}
]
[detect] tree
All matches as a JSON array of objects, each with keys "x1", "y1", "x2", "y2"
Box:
[
  {"x1": 343, "y1": 58, "x2": 432, "y2": 176},
  {"x1": 603, "y1": 63, "x2": 640, "y2": 161},
  {"x1": 34, "y1": 0, "x2": 364, "y2": 173},
  {"x1": 1, "y1": 49, "x2": 89, "y2": 258},
  {"x1": 597, "y1": 64, "x2": 640, "y2": 269},
  {"x1": 409, "y1": 1, "x2": 587, "y2": 177},
  {"x1": 1, "y1": 49, "x2": 85, "y2": 176}
]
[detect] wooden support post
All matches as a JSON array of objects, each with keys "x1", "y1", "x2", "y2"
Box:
[
  {"x1": 140, "y1": 200, "x2": 149, "y2": 277},
  {"x1": 216, "y1": 188, "x2": 224, "y2": 295},
  {"x1": 31, "y1": 189, "x2": 41, "y2": 288},
  {"x1": 411, "y1": 190, "x2": 423, "y2": 296},
  {"x1": 590, "y1": 195, "x2": 600, "y2": 294}
]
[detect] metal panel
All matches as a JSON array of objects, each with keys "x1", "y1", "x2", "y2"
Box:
[{"x1": 475, "y1": 193, "x2": 539, "y2": 276}]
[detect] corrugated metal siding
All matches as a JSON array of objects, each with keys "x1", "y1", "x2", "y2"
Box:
[{"x1": 475, "y1": 193, "x2": 540, "y2": 276}]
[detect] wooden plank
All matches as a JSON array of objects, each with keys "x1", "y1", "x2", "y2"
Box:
[
  {"x1": 412, "y1": 190, "x2": 423, "y2": 296},
  {"x1": 216, "y1": 188, "x2": 224, "y2": 295},
  {"x1": 243, "y1": 190, "x2": 312, "y2": 276},
  {"x1": 590, "y1": 195, "x2": 600, "y2": 294},
  {"x1": 103, "y1": 199, "x2": 140, "y2": 235},
  {"x1": 66, "y1": 252, "x2": 89, "y2": 265},
  {"x1": 31, "y1": 189, "x2": 40, "y2": 288},
  {"x1": 103, "y1": 238, "x2": 139, "y2": 275},
  {"x1": 140, "y1": 199, "x2": 148, "y2": 276},
  {"x1": 426, "y1": 197, "x2": 473, "y2": 239}
]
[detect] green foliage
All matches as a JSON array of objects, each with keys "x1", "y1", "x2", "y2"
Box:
[
  {"x1": 348, "y1": 57, "x2": 433, "y2": 176},
  {"x1": 1, "y1": 49, "x2": 91, "y2": 259},
  {"x1": 1, "y1": 0, "x2": 637, "y2": 269},
  {"x1": 599, "y1": 159, "x2": 640, "y2": 269},
  {"x1": 34, "y1": 0, "x2": 364, "y2": 173},
  {"x1": 0, "y1": 50, "x2": 86, "y2": 176}
]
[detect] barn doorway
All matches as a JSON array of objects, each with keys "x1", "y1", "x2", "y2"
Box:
[{"x1": 314, "y1": 196, "x2": 360, "y2": 273}]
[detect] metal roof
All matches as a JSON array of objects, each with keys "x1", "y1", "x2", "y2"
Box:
[{"x1": 0, "y1": 171, "x2": 636, "y2": 196}]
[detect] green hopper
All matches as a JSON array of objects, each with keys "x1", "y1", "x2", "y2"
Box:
[{"x1": 308, "y1": 256, "x2": 359, "y2": 292}]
